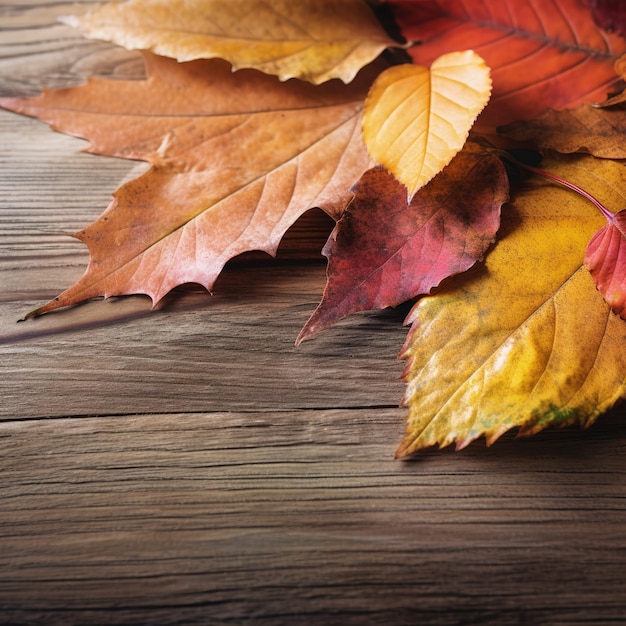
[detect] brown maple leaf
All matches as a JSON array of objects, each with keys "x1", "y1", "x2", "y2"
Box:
[{"x1": 0, "y1": 53, "x2": 375, "y2": 316}]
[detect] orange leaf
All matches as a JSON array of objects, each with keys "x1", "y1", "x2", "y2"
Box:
[
  {"x1": 585, "y1": 210, "x2": 626, "y2": 318},
  {"x1": 0, "y1": 53, "x2": 373, "y2": 316},
  {"x1": 386, "y1": 0, "x2": 626, "y2": 126},
  {"x1": 65, "y1": 0, "x2": 400, "y2": 84}
]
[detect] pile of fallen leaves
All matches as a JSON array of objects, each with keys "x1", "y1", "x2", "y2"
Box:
[{"x1": 2, "y1": 0, "x2": 626, "y2": 456}]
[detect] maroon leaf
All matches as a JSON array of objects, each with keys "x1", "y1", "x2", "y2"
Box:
[{"x1": 297, "y1": 145, "x2": 508, "y2": 343}]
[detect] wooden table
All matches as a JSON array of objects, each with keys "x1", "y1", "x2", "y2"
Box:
[{"x1": 1, "y1": 3, "x2": 625, "y2": 624}]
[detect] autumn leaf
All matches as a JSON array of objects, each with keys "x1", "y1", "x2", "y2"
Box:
[
  {"x1": 585, "y1": 210, "x2": 626, "y2": 318},
  {"x1": 297, "y1": 144, "x2": 508, "y2": 344},
  {"x1": 398, "y1": 154, "x2": 626, "y2": 457},
  {"x1": 0, "y1": 53, "x2": 374, "y2": 316},
  {"x1": 498, "y1": 105, "x2": 626, "y2": 159},
  {"x1": 386, "y1": 0, "x2": 626, "y2": 127},
  {"x1": 362, "y1": 50, "x2": 491, "y2": 198},
  {"x1": 64, "y1": 0, "x2": 401, "y2": 84}
]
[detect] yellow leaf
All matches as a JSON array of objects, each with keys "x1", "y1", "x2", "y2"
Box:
[
  {"x1": 63, "y1": 0, "x2": 400, "y2": 84},
  {"x1": 362, "y1": 51, "x2": 491, "y2": 200},
  {"x1": 398, "y1": 155, "x2": 626, "y2": 457}
]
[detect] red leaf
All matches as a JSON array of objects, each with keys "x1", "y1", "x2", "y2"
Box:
[
  {"x1": 386, "y1": 0, "x2": 626, "y2": 127},
  {"x1": 585, "y1": 209, "x2": 626, "y2": 318},
  {"x1": 297, "y1": 145, "x2": 508, "y2": 343}
]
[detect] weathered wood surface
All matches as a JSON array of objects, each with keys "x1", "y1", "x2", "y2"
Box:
[{"x1": 1, "y1": 3, "x2": 625, "y2": 625}]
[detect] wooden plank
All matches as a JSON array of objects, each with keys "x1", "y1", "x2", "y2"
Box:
[
  {"x1": 0, "y1": 267, "x2": 410, "y2": 418},
  {"x1": 1, "y1": 411, "x2": 626, "y2": 625},
  {"x1": 0, "y1": 1, "x2": 144, "y2": 96}
]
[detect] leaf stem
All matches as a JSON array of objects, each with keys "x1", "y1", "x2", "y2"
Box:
[{"x1": 501, "y1": 152, "x2": 616, "y2": 224}]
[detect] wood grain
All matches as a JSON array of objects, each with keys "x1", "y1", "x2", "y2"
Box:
[{"x1": 1, "y1": 3, "x2": 625, "y2": 625}]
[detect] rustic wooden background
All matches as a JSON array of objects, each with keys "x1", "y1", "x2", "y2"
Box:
[{"x1": 1, "y1": 2, "x2": 625, "y2": 625}]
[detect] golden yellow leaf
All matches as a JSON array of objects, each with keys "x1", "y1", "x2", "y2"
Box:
[
  {"x1": 362, "y1": 50, "x2": 491, "y2": 200},
  {"x1": 398, "y1": 155, "x2": 626, "y2": 457},
  {"x1": 63, "y1": 0, "x2": 399, "y2": 84}
]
